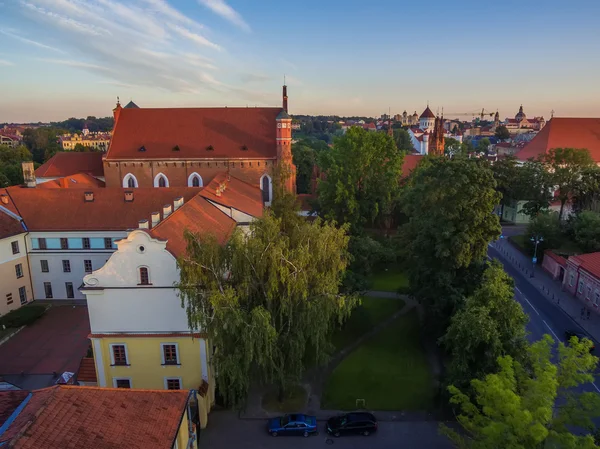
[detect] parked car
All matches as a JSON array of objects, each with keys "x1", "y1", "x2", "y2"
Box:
[
  {"x1": 326, "y1": 412, "x2": 378, "y2": 437},
  {"x1": 267, "y1": 414, "x2": 318, "y2": 437},
  {"x1": 565, "y1": 330, "x2": 596, "y2": 352}
]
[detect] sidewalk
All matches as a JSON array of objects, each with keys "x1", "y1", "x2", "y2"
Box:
[{"x1": 491, "y1": 238, "x2": 600, "y2": 343}]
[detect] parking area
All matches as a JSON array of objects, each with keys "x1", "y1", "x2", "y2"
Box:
[
  {"x1": 200, "y1": 410, "x2": 453, "y2": 449},
  {"x1": 0, "y1": 305, "x2": 90, "y2": 387}
]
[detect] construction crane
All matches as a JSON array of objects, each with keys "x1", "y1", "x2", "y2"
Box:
[{"x1": 443, "y1": 109, "x2": 496, "y2": 120}]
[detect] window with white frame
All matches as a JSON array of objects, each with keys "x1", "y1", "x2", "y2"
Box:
[
  {"x1": 110, "y1": 344, "x2": 129, "y2": 366},
  {"x1": 62, "y1": 260, "x2": 71, "y2": 273},
  {"x1": 161, "y1": 343, "x2": 179, "y2": 365},
  {"x1": 15, "y1": 264, "x2": 23, "y2": 279},
  {"x1": 18, "y1": 287, "x2": 26, "y2": 305},
  {"x1": 40, "y1": 260, "x2": 49, "y2": 273},
  {"x1": 11, "y1": 241, "x2": 19, "y2": 254},
  {"x1": 65, "y1": 282, "x2": 74, "y2": 299},
  {"x1": 595, "y1": 291, "x2": 600, "y2": 306},
  {"x1": 113, "y1": 378, "x2": 131, "y2": 388},
  {"x1": 569, "y1": 273, "x2": 574, "y2": 286},
  {"x1": 43, "y1": 282, "x2": 53, "y2": 299},
  {"x1": 84, "y1": 260, "x2": 93, "y2": 273},
  {"x1": 139, "y1": 267, "x2": 150, "y2": 285},
  {"x1": 578, "y1": 280, "x2": 584, "y2": 294},
  {"x1": 587, "y1": 286, "x2": 592, "y2": 299},
  {"x1": 164, "y1": 377, "x2": 181, "y2": 390}
]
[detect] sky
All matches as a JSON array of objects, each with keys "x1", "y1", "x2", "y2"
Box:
[{"x1": 1, "y1": 0, "x2": 600, "y2": 122}]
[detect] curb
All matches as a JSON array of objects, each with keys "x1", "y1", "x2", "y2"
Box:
[{"x1": 0, "y1": 325, "x2": 25, "y2": 347}]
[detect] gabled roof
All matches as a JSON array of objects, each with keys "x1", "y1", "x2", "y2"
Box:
[
  {"x1": 0, "y1": 390, "x2": 29, "y2": 428},
  {"x1": 420, "y1": 106, "x2": 435, "y2": 119},
  {"x1": 516, "y1": 118, "x2": 600, "y2": 162},
  {"x1": 37, "y1": 173, "x2": 106, "y2": 189},
  {"x1": 106, "y1": 107, "x2": 281, "y2": 161},
  {"x1": 35, "y1": 152, "x2": 104, "y2": 178},
  {"x1": 402, "y1": 154, "x2": 424, "y2": 178},
  {"x1": 4, "y1": 186, "x2": 199, "y2": 231},
  {"x1": 200, "y1": 172, "x2": 264, "y2": 218},
  {"x1": 150, "y1": 195, "x2": 236, "y2": 257},
  {"x1": 75, "y1": 357, "x2": 97, "y2": 383},
  {"x1": 570, "y1": 252, "x2": 600, "y2": 279},
  {"x1": 0, "y1": 385, "x2": 190, "y2": 449},
  {"x1": 124, "y1": 100, "x2": 139, "y2": 109}
]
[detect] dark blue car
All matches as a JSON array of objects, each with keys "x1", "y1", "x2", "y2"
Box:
[{"x1": 267, "y1": 414, "x2": 318, "y2": 437}]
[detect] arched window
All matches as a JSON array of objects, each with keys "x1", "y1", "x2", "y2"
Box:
[
  {"x1": 122, "y1": 173, "x2": 138, "y2": 188},
  {"x1": 139, "y1": 267, "x2": 149, "y2": 285},
  {"x1": 153, "y1": 173, "x2": 169, "y2": 188},
  {"x1": 260, "y1": 174, "x2": 272, "y2": 204},
  {"x1": 187, "y1": 173, "x2": 203, "y2": 187}
]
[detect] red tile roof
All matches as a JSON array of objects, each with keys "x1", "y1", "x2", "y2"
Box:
[
  {"x1": 516, "y1": 118, "x2": 600, "y2": 162},
  {"x1": 0, "y1": 209, "x2": 24, "y2": 239},
  {"x1": 4, "y1": 186, "x2": 199, "y2": 231},
  {"x1": 420, "y1": 106, "x2": 435, "y2": 119},
  {"x1": 150, "y1": 195, "x2": 236, "y2": 257},
  {"x1": 402, "y1": 154, "x2": 423, "y2": 178},
  {"x1": 107, "y1": 107, "x2": 282, "y2": 161},
  {"x1": 75, "y1": 357, "x2": 96, "y2": 383},
  {"x1": 37, "y1": 173, "x2": 106, "y2": 189},
  {"x1": 0, "y1": 390, "x2": 29, "y2": 427},
  {"x1": 0, "y1": 385, "x2": 190, "y2": 449},
  {"x1": 544, "y1": 250, "x2": 566, "y2": 266},
  {"x1": 570, "y1": 252, "x2": 600, "y2": 279},
  {"x1": 35, "y1": 152, "x2": 104, "y2": 178},
  {"x1": 199, "y1": 172, "x2": 263, "y2": 218}
]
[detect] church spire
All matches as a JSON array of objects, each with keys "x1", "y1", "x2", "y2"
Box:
[{"x1": 282, "y1": 78, "x2": 288, "y2": 113}]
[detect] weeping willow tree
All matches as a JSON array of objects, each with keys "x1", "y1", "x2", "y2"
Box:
[{"x1": 176, "y1": 181, "x2": 357, "y2": 407}]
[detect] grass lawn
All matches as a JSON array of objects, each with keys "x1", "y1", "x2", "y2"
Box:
[
  {"x1": 369, "y1": 266, "x2": 409, "y2": 292},
  {"x1": 332, "y1": 296, "x2": 405, "y2": 351},
  {"x1": 262, "y1": 385, "x2": 307, "y2": 413},
  {"x1": 322, "y1": 308, "x2": 434, "y2": 411}
]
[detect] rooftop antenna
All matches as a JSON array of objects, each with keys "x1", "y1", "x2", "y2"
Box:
[{"x1": 116, "y1": 96, "x2": 120, "y2": 106}]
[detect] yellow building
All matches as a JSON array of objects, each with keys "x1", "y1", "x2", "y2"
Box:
[{"x1": 60, "y1": 129, "x2": 111, "y2": 151}]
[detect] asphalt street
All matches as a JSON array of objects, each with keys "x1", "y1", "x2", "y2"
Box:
[{"x1": 488, "y1": 243, "x2": 600, "y2": 396}]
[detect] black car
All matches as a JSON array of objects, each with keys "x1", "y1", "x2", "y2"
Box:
[
  {"x1": 565, "y1": 330, "x2": 596, "y2": 352},
  {"x1": 326, "y1": 412, "x2": 377, "y2": 437}
]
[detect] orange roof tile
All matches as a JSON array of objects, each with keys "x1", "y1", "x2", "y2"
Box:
[
  {"x1": 150, "y1": 195, "x2": 236, "y2": 257},
  {"x1": 0, "y1": 390, "x2": 29, "y2": 427},
  {"x1": 35, "y1": 152, "x2": 104, "y2": 178},
  {"x1": 5, "y1": 186, "x2": 199, "y2": 231},
  {"x1": 0, "y1": 385, "x2": 190, "y2": 449},
  {"x1": 402, "y1": 154, "x2": 424, "y2": 178},
  {"x1": 199, "y1": 172, "x2": 264, "y2": 218},
  {"x1": 75, "y1": 357, "x2": 96, "y2": 383},
  {"x1": 516, "y1": 118, "x2": 600, "y2": 162},
  {"x1": 570, "y1": 252, "x2": 600, "y2": 279},
  {"x1": 0, "y1": 209, "x2": 25, "y2": 239},
  {"x1": 544, "y1": 250, "x2": 566, "y2": 266},
  {"x1": 37, "y1": 173, "x2": 106, "y2": 189},
  {"x1": 107, "y1": 107, "x2": 282, "y2": 161}
]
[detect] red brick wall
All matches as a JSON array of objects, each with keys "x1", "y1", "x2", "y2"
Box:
[{"x1": 104, "y1": 159, "x2": 277, "y2": 188}]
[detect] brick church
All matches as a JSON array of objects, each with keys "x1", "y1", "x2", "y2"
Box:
[{"x1": 103, "y1": 86, "x2": 296, "y2": 203}]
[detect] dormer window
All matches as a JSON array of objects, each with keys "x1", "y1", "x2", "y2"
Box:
[
  {"x1": 206, "y1": 145, "x2": 214, "y2": 151},
  {"x1": 241, "y1": 145, "x2": 248, "y2": 151},
  {"x1": 172, "y1": 145, "x2": 180, "y2": 152},
  {"x1": 138, "y1": 146, "x2": 146, "y2": 152}
]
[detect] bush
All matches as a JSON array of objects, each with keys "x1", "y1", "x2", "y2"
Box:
[
  {"x1": 342, "y1": 235, "x2": 396, "y2": 293},
  {"x1": 0, "y1": 305, "x2": 46, "y2": 328}
]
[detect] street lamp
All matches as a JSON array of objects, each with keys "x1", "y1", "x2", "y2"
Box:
[{"x1": 530, "y1": 235, "x2": 544, "y2": 278}]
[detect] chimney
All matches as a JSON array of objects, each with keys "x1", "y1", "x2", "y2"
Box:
[
  {"x1": 124, "y1": 191, "x2": 134, "y2": 202},
  {"x1": 163, "y1": 204, "x2": 172, "y2": 219},
  {"x1": 151, "y1": 211, "x2": 160, "y2": 227},
  {"x1": 174, "y1": 197, "x2": 184, "y2": 211},
  {"x1": 0, "y1": 194, "x2": 8, "y2": 205},
  {"x1": 84, "y1": 191, "x2": 94, "y2": 202},
  {"x1": 138, "y1": 219, "x2": 149, "y2": 229},
  {"x1": 21, "y1": 161, "x2": 36, "y2": 188}
]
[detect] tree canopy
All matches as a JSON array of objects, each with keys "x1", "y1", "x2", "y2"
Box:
[
  {"x1": 177, "y1": 196, "x2": 357, "y2": 407},
  {"x1": 393, "y1": 128, "x2": 413, "y2": 152},
  {"x1": 317, "y1": 126, "x2": 404, "y2": 232},
  {"x1": 441, "y1": 335, "x2": 600, "y2": 449},
  {"x1": 441, "y1": 261, "x2": 528, "y2": 387},
  {"x1": 0, "y1": 145, "x2": 33, "y2": 187},
  {"x1": 494, "y1": 125, "x2": 510, "y2": 141},
  {"x1": 400, "y1": 157, "x2": 501, "y2": 333},
  {"x1": 573, "y1": 211, "x2": 600, "y2": 253}
]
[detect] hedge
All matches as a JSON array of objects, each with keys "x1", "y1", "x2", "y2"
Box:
[{"x1": 0, "y1": 305, "x2": 47, "y2": 329}]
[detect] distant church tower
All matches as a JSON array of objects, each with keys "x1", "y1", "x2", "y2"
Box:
[
  {"x1": 276, "y1": 83, "x2": 296, "y2": 194},
  {"x1": 429, "y1": 114, "x2": 445, "y2": 156}
]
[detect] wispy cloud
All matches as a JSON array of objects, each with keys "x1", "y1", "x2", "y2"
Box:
[
  {"x1": 38, "y1": 58, "x2": 112, "y2": 72},
  {"x1": 280, "y1": 58, "x2": 297, "y2": 71},
  {"x1": 197, "y1": 0, "x2": 250, "y2": 32},
  {"x1": 141, "y1": 0, "x2": 203, "y2": 29},
  {"x1": 168, "y1": 24, "x2": 221, "y2": 51},
  {"x1": 0, "y1": 59, "x2": 15, "y2": 66},
  {"x1": 0, "y1": 29, "x2": 64, "y2": 53}
]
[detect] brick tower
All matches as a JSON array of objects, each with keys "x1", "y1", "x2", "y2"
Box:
[
  {"x1": 276, "y1": 84, "x2": 296, "y2": 193},
  {"x1": 429, "y1": 114, "x2": 445, "y2": 156}
]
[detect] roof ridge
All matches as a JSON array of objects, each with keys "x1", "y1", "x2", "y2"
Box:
[
  {"x1": 149, "y1": 191, "x2": 207, "y2": 233},
  {"x1": 58, "y1": 385, "x2": 190, "y2": 394}
]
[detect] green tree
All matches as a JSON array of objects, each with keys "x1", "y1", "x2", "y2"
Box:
[
  {"x1": 444, "y1": 137, "x2": 461, "y2": 156},
  {"x1": 477, "y1": 138, "x2": 491, "y2": 154},
  {"x1": 73, "y1": 143, "x2": 87, "y2": 152},
  {"x1": 574, "y1": 211, "x2": 600, "y2": 253},
  {"x1": 317, "y1": 126, "x2": 403, "y2": 232},
  {"x1": 343, "y1": 235, "x2": 396, "y2": 293},
  {"x1": 518, "y1": 159, "x2": 555, "y2": 218},
  {"x1": 177, "y1": 201, "x2": 357, "y2": 407},
  {"x1": 393, "y1": 128, "x2": 413, "y2": 152},
  {"x1": 400, "y1": 158, "x2": 501, "y2": 333},
  {"x1": 494, "y1": 125, "x2": 510, "y2": 141},
  {"x1": 441, "y1": 335, "x2": 600, "y2": 449},
  {"x1": 441, "y1": 261, "x2": 528, "y2": 387},
  {"x1": 490, "y1": 155, "x2": 520, "y2": 211},
  {"x1": 573, "y1": 166, "x2": 600, "y2": 213},
  {"x1": 542, "y1": 148, "x2": 595, "y2": 221},
  {"x1": 291, "y1": 139, "x2": 318, "y2": 194}
]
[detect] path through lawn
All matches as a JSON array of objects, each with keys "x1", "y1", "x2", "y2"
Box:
[
  {"x1": 322, "y1": 308, "x2": 434, "y2": 411},
  {"x1": 369, "y1": 266, "x2": 409, "y2": 292}
]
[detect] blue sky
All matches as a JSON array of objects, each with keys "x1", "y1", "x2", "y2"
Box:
[{"x1": 1, "y1": 0, "x2": 599, "y2": 122}]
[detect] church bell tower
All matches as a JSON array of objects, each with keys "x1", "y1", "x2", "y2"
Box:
[{"x1": 276, "y1": 83, "x2": 296, "y2": 194}]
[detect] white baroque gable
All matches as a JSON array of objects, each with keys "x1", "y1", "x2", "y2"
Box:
[{"x1": 83, "y1": 230, "x2": 178, "y2": 288}]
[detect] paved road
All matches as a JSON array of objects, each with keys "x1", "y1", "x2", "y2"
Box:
[
  {"x1": 201, "y1": 410, "x2": 454, "y2": 449},
  {"x1": 488, "y1": 243, "x2": 600, "y2": 397}
]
